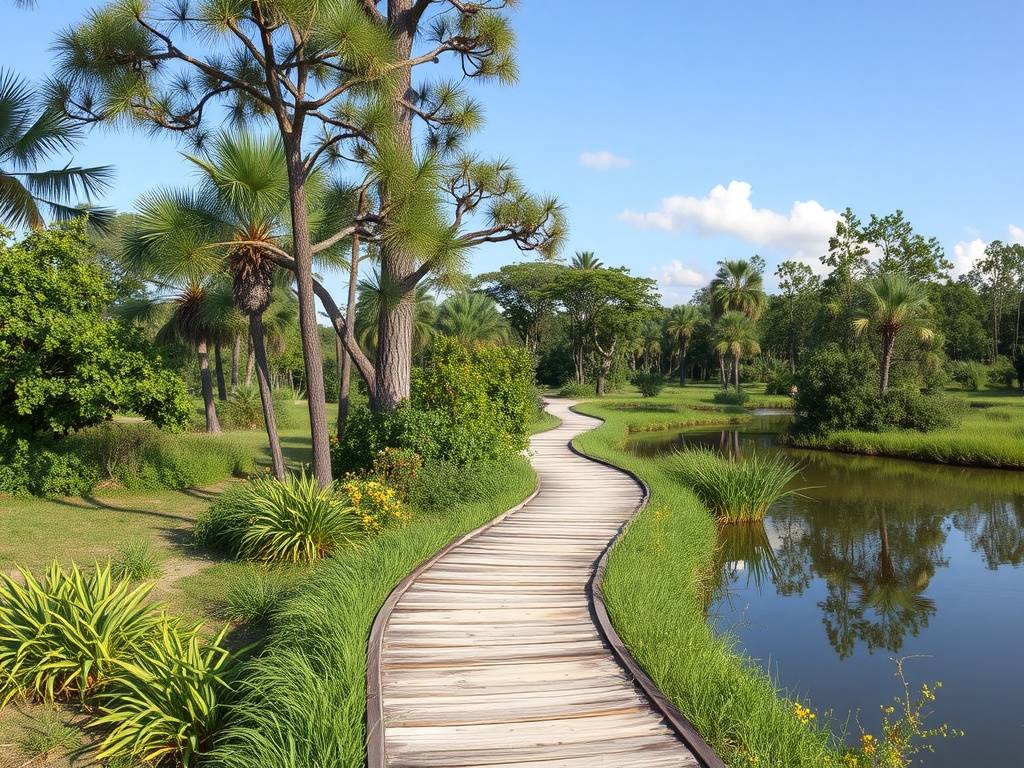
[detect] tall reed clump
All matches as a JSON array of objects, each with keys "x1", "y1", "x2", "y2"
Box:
[{"x1": 671, "y1": 448, "x2": 804, "y2": 523}]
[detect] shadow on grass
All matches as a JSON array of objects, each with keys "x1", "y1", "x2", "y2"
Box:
[{"x1": 48, "y1": 495, "x2": 195, "y2": 523}]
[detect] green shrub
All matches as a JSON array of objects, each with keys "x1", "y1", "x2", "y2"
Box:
[
  {"x1": 632, "y1": 372, "x2": 665, "y2": 398},
  {"x1": 368, "y1": 447, "x2": 422, "y2": 500},
  {"x1": 333, "y1": 340, "x2": 533, "y2": 473},
  {"x1": 877, "y1": 387, "x2": 963, "y2": 432},
  {"x1": 989, "y1": 355, "x2": 1017, "y2": 388},
  {"x1": 71, "y1": 423, "x2": 254, "y2": 490},
  {"x1": 111, "y1": 541, "x2": 161, "y2": 582},
  {"x1": 948, "y1": 360, "x2": 987, "y2": 391},
  {"x1": 0, "y1": 562, "x2": 160, "y2": 705},
  {"x1": 219, "y1": 384, "x2": 295, "y2": 431},
  {"x1": 224, "y1": 567, "x2": 290, "y2": 624},
  {"x1": 197, "y1": 473, "x2": 363, "y2": 564},
  {"x1": 0, "y1": 438, "x2": 99, "y2": 497},
  {"x1": 671, "y1": 448, "x2": 804, "y2": 523},
  {"x1": 712, "y1": 389, "x2": 750, "y2": 406},
  {"x1": 764, "y1": 367, "x2": 795, "y2": 396},
  {"x1": 93, "y1": 621, "x2": 238, "y2": 768},
  {"x1": 557, "y1": 381, "x2": 594, "y2": 398}
]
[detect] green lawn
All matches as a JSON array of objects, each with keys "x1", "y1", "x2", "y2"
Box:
[{"x1": 571, "y1": 385, "x2": 847, "y2": 768}]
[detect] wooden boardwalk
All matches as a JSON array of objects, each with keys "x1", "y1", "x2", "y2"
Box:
[{"x1": 368, "y1": 399, "x2": 713, "y2": 767}]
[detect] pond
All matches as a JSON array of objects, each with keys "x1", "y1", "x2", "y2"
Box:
[{"x1": 628, "y1": 416, "x2": 1024, "y2": 767}]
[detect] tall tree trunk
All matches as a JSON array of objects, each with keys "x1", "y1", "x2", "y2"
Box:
[
  {"x1": 679, "y1": 340, "x2": 688, "y2": 386},
  {"x1": 245, "y1": 348, "x2": 255, "y2": 385},
  {"x1": 197, "y1": 337, "x2": 221, "y2": 433},
  {"x1": 880, "y1": 334, "x2": 895, "y2": 394},
  {"x1": 284, "y1": 139, "x2": 332, "y2": 485},
  {"x1": 250, "y1": 314, "x2": 285, "y2": 481},
  {"x1": 230, "y1": 335, "x2": 240, "y2": 387},
  {"x1": 733, "y1": 354, "x2": 741, "y2": 392},
  {"x1": 372, "y1": 3, "x2": 419, "y2": 413},
  {"x1": 339, "y1": 209, "x2": 362, "y2": 436},
  {"x1": 718, "y1": 353, "x2": 727, "y2": 389},
  {"x1": 214, "y1": 341, "x2": 227, "y2": 401}
]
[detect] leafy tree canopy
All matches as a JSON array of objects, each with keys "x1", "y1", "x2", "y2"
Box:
[{"x1": 0, "y1": 221, "x2": 192, "y2": 442}]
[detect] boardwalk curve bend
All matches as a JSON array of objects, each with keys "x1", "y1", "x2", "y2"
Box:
[{"x1": 367, "y1": 399, "x2": 722, "y2": 768}]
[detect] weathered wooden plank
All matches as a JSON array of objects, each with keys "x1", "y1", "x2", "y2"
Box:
[{"x1": 373, "y1": 400, "x2": 709, "y2": 767}]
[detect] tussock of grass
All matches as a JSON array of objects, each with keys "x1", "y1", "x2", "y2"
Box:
[
  {"x1": 223, "y1": 567, "x2": 291, "y2": 624},
  {"x1": 573, "y1": 395, "x2": 844, "y2": 767},
  {"x1": 111, "y1": 540, "x2": 161, "y2": 582},
  {"x1": 17, "y1": 708, "x2": 81, "y2": 756},
  {"x1": 671, "y1": 448, "x2": 804, "y2": 523},
  {"x1": 206, "y1": 458, "x2": 536, "y2": 767}
]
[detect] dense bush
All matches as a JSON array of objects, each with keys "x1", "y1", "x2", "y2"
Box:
[
  {"x1": 71, "y1": 422, "x2": 253, "y2": 490},
  {"x1": 989, "y1": 356, "x2": 1017, "y2": 388},
  {"x1": 332, "y1": 338, "x2": 535, "y2": 473},
  {"x1": 0, "y1": 222, "x2": 191, "y2": 444},
  {"x1": 795, "y1": 345, "x2": 961, "y2": 434},
  {"x1": 764, "y1": 367, "x2": 795, "y2": 396},
  {"x1": 712, "y1": 389, "x2": 750, "y2": 406},
  {"x1": 224, "y1": 567, "x2": 291, "y2": 624},
  {"x1": 557, "y1": 381, "x2": 595, "y2": 398},
  {"x1": 948, "y1": 360, "x2": 987, "y2": 391},
  {"x1": 368, "y1": 447, "x2": 421, "y2": 500},
  {"x1": 632, "y1": 372, "x2": 665, "y2": 398}
]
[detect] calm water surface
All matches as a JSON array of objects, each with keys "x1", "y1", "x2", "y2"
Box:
[{"x1": 629, "y1": 416, "x2": 1024, "y2": 767}]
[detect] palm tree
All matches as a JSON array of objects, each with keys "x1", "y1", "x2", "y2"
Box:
[
  {"x1": 852, "y1": 272, "x2": 934, "y2": 394},
  {"x1": 0, "y1": 70, "x2": 113, "y2": 229},
  {"x1": 665, "y1": 305, "x2": 702, "y2": 385},
  {"x1": 571, "y1": 250, "x2": 603, "y2": 270},
  {"x1": 356, "y1": 269, "x2": 437, "y2": 358},
  {"x1": 125, "y1": 132, "x2": 313, "y2": 478},
  {"x1": 714, "y1": 311, "x2": 761, "y2": 392},
  {"x1": 435, "y1": 291, "x2": 510, "y2": 346},
  {"x1": 119, "y1": 280, "x2": 233, "y2": 433},
  {"x1": 710, "y1": 259, "x2": 767, "y2": 319}
]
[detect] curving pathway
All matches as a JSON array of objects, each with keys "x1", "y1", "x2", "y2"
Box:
[{"x1": 367, "y1": 399, "x2": 715, "y2": 768}]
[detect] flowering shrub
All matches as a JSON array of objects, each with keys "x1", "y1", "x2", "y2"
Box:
[
  {"x1": 370, "y1": 447, "x2": 422, "y2": 500},
  {"x1": 341, "y1": 478, "x2": 406, "y2": 534}
]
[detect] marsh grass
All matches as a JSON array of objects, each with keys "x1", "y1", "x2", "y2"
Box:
[
  {"x1": 223, "y1": 567, "x2": 291, "y2": 624},
  {"x1": 572, "y1": 395, "x2": 846, "y2": 767},
  {"x1": 671, "y1": 448, "x2": 806, "y2": 523}
]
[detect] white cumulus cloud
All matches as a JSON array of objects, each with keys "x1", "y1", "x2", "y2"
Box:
[
  {"x1": 1009, "y1": 224, "x2": 1024, "y2": 244},
  {"x1": 657, "y1": 260, "x2": 705, "y2": 287},
  {"x1": 952, "y1": 238, "x2": 987, "y2": 277},
  {"x1": 579, "y1": 150, "x2": 631, "y2": 170},
  {"x1": 619, "y1": 181, "x2": 841, "y2": 260}
]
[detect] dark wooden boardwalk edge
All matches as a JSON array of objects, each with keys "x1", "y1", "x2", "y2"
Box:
[{"x1": 568, "y1": 403, "x2": 727, "y2": 768}]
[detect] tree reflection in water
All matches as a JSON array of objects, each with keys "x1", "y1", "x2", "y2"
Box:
[{"x1": 648, "y1": 418, "x2": 1024, "y2": 660}]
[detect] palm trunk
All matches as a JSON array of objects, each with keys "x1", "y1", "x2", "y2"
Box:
[
  {"x1": 733, "y1": 353, "x2": 741, "y2": 392},
  {"x1": 245, "y1": 348, "x2": 255, "y2": 385},
  {"x1": 230, "y1": 335, "x2": 240, "y2": 387},
  {"x1": 214, "y1": 341, "x2": 227, "y2": 401},
  {"x1": 284, "y1": 138, "x2": 332, "y2": 485},
  {"x1": 250, "y1": 314, "x2": 285, "y2": 480},
  {"x1": 718, "y1": 353, "x2": 727, "y2": 389},
  {"x1": 880, "y1": 334, "x2": 895, "y2": 394},
  {"x1": 679, "y1": 340, "x2": 688, "y2": 386},
  {"x1": 197, "y1": 337, "x2": 221, "y2": 433}
]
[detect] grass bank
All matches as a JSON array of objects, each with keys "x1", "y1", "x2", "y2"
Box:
[
  {"x1": 206, "y1": 456, "x2": 538, "y2": 767},
  {"x1": 790, "y1": 389, "x2": 1024, "y2": 469},
  {"x1": 572, "y1": 388, "x2": 845, "y2": 768}
]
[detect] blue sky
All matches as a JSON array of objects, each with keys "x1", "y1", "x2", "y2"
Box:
[{"x1": 3, "y1": 1, "x2": 1022, "y2": 303}]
